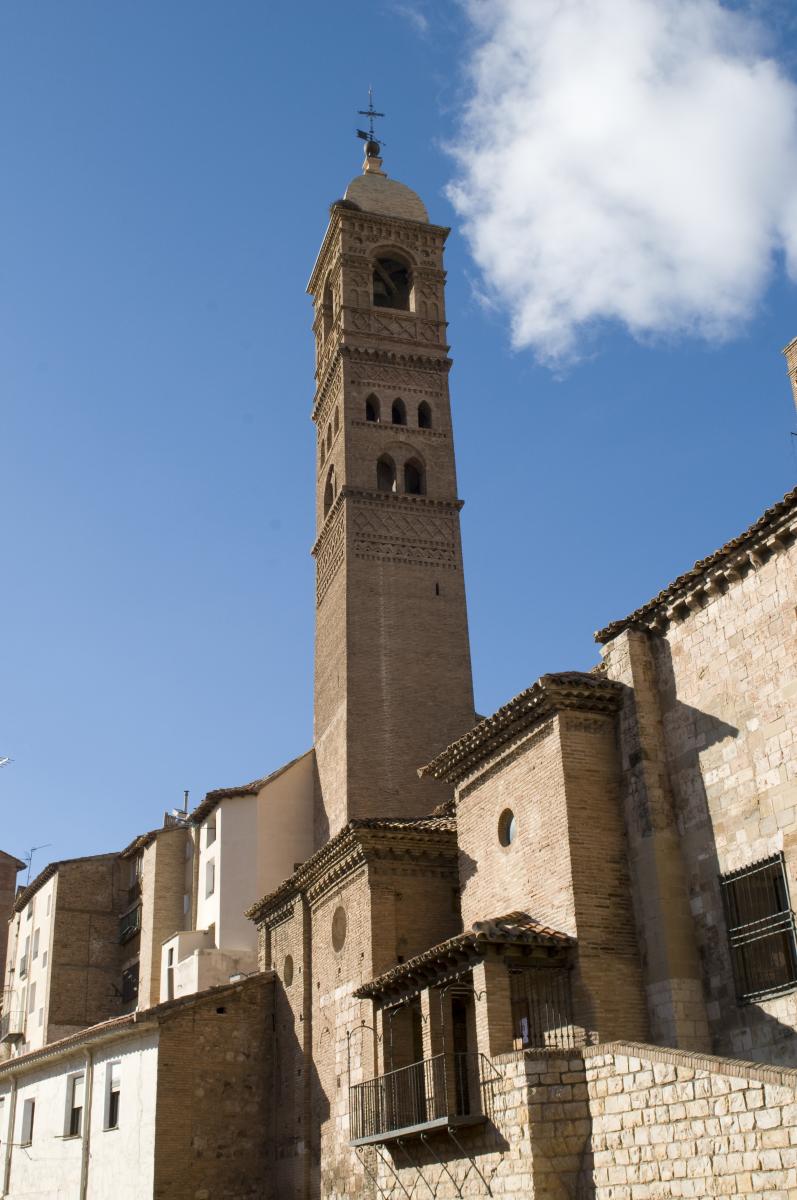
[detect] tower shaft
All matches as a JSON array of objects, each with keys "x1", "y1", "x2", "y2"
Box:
[{"x1": 309, "y1": 170, "x2": 474, "y2": 845}]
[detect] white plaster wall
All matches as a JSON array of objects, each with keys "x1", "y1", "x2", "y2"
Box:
[
  {"x1": 215, "y1": 797, "x2": 258, "y2": 951},
  {"x1": 1, "y1": 1029, "x2": 158, "y2": 1199}
]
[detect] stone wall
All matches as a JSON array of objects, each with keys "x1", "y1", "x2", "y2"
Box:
[
  {"x1": 603, "y1": 531, "x2": 797, "y2": 1063},
  {"x1": 365, "y1": 1040, "x2": 797, "y2": 1200}
]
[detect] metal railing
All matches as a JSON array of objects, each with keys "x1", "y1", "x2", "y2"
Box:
[
  {"x1": 0, "y1": 1011, "x2": 24, "y2": 1042},
  {"x1": 350, "y1": 1052, "x2": 480, "y2": 1142},
  {"x1": 118, "y1": 906, "x2": 142, "y2": 943}
]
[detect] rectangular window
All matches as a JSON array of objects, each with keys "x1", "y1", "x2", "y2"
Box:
[
  {"x1": 205, "y1": 818, "x2": 216, "y2": 848},
  {"x1": 183, "y1": 892, "x2": 190, "y2": 915},
  {"x1": 66, "y1": 1074, "x2": 84, "y2": 1137},
  {"x1": 37, "y1": 1007, "x2": 43, "y2": 1028},
  {"x1": 205, "y1": 859, "x2": 215, "y2": 898},
  {"x1": 20, "y1": 1098, "x2": 35, "y2": 1146},
  {"x1": 105, "y1": 1062, "x2": 121, "y2": 1130},
  {"x1": 19, "y1": 937, "x2": 29, "y2": 979},
  {"x1": 721, "y1": 853, "x2": 797, "y2": 1002},
  {"x1": 26, "y1": 903, "x2": 32, "y2": 922},
  {"x1": 46, "y1": 894, "x2": 51, "y2": 916},
  {"x1": 31, "y1": 929, "x2": 39, "y2": 960},
  {"x1": 121, "y1": 962, "x2": 139, "y2": 1005},
  {"x1": 42, "y1": 950, "x2": 48, "y2": 969},
  {"x1": 28, "y1": 982, "x2": 36, "y2": 1014}
]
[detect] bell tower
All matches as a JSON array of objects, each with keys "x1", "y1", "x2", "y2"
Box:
[{"x1": 308, "y1": 132, "x2": 475, "y2": 845}]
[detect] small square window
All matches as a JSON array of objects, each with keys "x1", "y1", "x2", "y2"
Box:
[{"x1": 720, "y1": 853, "x2": 797, "y2": 1002}]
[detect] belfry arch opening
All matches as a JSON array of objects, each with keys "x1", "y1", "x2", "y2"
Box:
[
  {"x1": 404, "y1": 458, "x2": 425, "y2": 496},
  {"x1": 377, "y1": 455, "x2": 397, "y2": 493},
  {"x1": 365, "y1": 395, "x2": 380, "y2": 423},
  {"x1": 418, "y1": 401, "x2": 432, "y2": 429},
  {"x1": 372, "y1": 257, "x2": 412, "y2": 311},
  {"x1": 391, "y1": 398, "x2": 407, "y2": 426}
]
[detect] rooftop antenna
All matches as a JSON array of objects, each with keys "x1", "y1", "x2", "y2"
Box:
[
  {"x1": 183, "y1": 789, "x2": 189, "y2": 815},
  {"x1": 356, "y1": 86, "x2": 386, "y2": 155},
  {"x1": 24, "y1": 844, "x2": 52, "y2": 886}
]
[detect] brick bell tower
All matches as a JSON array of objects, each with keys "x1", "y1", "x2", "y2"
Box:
[{"x1": 308, "y1": 126, "x2": 475, "y2": 845}]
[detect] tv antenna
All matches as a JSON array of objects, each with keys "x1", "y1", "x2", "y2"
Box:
[
  {"x1": 356, "y1": 87, "x2": 386, "y2": 151},
  {"x1": 24, "y1": 844, "x2": 52, "y2": 886}
]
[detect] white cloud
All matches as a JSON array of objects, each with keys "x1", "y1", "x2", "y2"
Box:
[
  {"x1": 390, "y1": 2, "x2": 429, "y2": 35},
  {"x1": 447, "y1": 0, "x2": 797, "y2": 364}
]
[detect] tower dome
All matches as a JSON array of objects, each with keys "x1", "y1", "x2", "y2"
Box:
[{"x1": 344, "y1": 147, "x2": 429, "y2": 223}]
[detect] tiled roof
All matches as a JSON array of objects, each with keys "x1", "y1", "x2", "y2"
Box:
[
  {"x1": 13, "y1": 853, "x2": 119, "y2": 915},
  {"x1": 246, "y1": 815, "x2": 457, "y2": 923},
  {"x1": 190, "y1": 749, "x2": 313, "y2": 825},
  {"x1": 354, "y1": 912, "x2": 572, "y2": 1000},
  {"x1": 595, "y1": 485, "x2": 797, "y2": 644},
  {"x1": 420, "y1": 672, "x2": 624, "y2": 785}
]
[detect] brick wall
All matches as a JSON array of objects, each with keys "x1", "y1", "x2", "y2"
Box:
[
  {"x1": 456, "y1": 710, "x2": 647, "y2": 1044},
  {"x1": 48, "y1": 857, "x2": 126, "y2": 1040},
  {"x1": 139, "y1": 828, "x2": 190, "y2": 1009},
  {"x1": 152, "y1": 974, "x2": 273, "y2": 1200}
]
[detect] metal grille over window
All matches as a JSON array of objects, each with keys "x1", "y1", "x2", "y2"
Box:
[
  {"x1": 508, "y1": 965, "x2": 578, "y2": 1051},
  {"x1": 720, "y1": 853, "x2": 797, "y2": 1002}
]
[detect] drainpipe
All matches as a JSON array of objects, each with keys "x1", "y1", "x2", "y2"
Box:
[
  {"x1": 3, "y1": 1076, "x2": 17, "y2": 1197},
  {"x1": 79, "y1": 1049, "x2": 94, "y2": 1200}
]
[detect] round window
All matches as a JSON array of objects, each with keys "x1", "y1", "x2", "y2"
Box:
[
  {"x1": 283, "y1": 955, "x2": 294, "y2": 987},
  {"x1": 498, "y1": 809, "x2": 517, "y2": 847},
  {"x1": 331, "y1": 905, "x2": 347, "y2": 952}
]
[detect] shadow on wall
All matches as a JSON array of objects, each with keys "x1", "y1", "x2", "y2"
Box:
[
  {"x1": 653, "y1": 638, "x2": 797, "y2": 1068},
  {"x1": 267, "y1": 974, "x2": 331, "y2": 1200}
]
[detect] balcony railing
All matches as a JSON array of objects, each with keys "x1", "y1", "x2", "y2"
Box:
[
  {"x1": 118, "y1": 906, "x2": 142, "y2": 943},
  {"x1": 350, "y1": 1052, "x2": 485, "y2": 1145},
  {"x1": 0, "y1": 1012, "x2": 25, "y2": 1042}
]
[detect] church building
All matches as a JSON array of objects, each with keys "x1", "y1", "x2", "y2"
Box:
[{"x1": 1, "y1": 134, "x2": 797, "y2": 1199}]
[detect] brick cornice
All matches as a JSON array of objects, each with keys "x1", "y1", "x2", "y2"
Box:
[{"x1": 247, "y1": 817, "x2": 457, "y2": 927}]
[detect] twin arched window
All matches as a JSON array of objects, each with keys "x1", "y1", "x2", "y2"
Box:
[
  {"x1": 376, "y1": 455, "x2": 425, "y2": 496},
  {"x1": 363, "y1": 394, "x2": 432, "y2": 428},
  {"x1": 391, "y1": 399, "x2": 406, "y2": 426}
]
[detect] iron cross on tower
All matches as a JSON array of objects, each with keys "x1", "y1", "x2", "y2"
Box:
[{"x1": 356, "y1": 88, "x2": 385, "y2": 155}]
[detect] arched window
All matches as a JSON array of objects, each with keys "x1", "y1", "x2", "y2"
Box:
[
  {"x1": 404, "y1": 459, "x2": 425, "y2": 496},
  {"x1": 418, "y1": 401, "x2": 432, "y2": 429},
  {"x1": 333, "y1": 407, "x2": 340, "y2": 434},
  {"x1": 322, "y1": 279, "x2": 333, "y2": 339},
  {"x1": 326, "y1": 425, "x2": 332, "y2": 453},
  {"x1": 323, "y1": 466, "x2": 335, "y2": 517},
  {"x1": 391, "y1": 398, "x2": 407, "y2": 426},
  {"x1": 377, "y1": 455, "x2": 397, "y2": 493},
  {"x1": 373, "y1": 257, "x2": 411, "y2": 310},
  {"x1": 365, "y1": 395, "x2": 380, "y2": 423}
]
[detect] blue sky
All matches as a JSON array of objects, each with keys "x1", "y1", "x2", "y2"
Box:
[{"x1": 2, "y1": 0, "x2": 796, "y2": 871}]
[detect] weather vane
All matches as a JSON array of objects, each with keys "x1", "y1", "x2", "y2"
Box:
[{"x1": 356, "y1": 87, "x2": 386, "y2": 152}]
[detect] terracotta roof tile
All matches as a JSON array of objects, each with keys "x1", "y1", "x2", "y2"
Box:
[
  {"x1": 595, "y1": 485, "x2": 797, "y2": 644},
  {"x1": 420, "y1": 672, "x2": 623, "y2": 785},
  {"x1": 354, "y1": 911, "x2": 572, "y2": 999}
]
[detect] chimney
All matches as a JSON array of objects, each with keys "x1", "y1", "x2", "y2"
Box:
[{"x1": 784, "y1": 336, "x2": 797, "y2": 413}]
